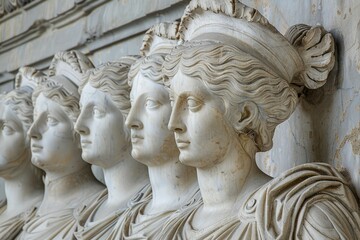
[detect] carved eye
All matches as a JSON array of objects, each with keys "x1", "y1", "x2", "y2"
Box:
[
  {"x1": 93, "y1": 107, "x2": 104, "y2": 118},
  {"x1": 47, "y1": 116, "x2": 58, "y2": 126},
  {"x1": 2, "y1": 125, "x2": 15, "y2": 135},
  {"x1": 145, "y1": 99, "x2": 160, "y2": 109},
  {"x1": 187, "y1": 97, "x2": 202, "y2": 112}
]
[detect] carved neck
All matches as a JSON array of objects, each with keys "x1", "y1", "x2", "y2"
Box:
[
  {"x1": 3, "y1": 150, "x2": 43, "y2": 212},
  {"x1": 147, "y1": 156, "x2": 198, "y2": 213},
  {"x1": 103, "y1": 153, "x2": 149, "y2": 205},
  {"x1": 197, "y1": 137, "x2": 269, "y2": 212},
  {"x1": 43, "y1": 166, "x2": 94, "y2": 202}
]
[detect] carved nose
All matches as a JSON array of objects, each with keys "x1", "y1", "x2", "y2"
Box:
[
  {"x1": 28, "y1": 123, "x2": 41, "y2": 140},
  {"x1": 168, "y1": 108, "x2": 186, "y2": 133},
  {"x1": 125, "y1": 118, "x2": 143, "y2": 130},
  {"x1": 125, "y1": 108, "x2": 143, "y2": 130},
  {"x1": 75, "y1": 124, "x2": 90, "y2": 135},
  {"x1": 74, "y1": 112, "x2": 90, "y2": 135}
]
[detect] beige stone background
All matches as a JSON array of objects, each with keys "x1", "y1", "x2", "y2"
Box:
[{"x1": 0, "y1": 0, "x2": 359, "y2": 200}]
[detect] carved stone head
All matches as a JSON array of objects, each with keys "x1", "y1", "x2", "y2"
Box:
[
  {"x1": 125, "y1": 22, "x2": 180, "y2": 166},
  {"x1": 0, "y1": 67, "x2": 44, "y2": 178},
  {"x1": 163, "y1": 0, "x2": 335, "y2": 167},
  {"x1": 75, "y1": 58, "x2": 138, "y2": 168},
  {"x1": 28, "y1": 50, "x2": 93, "y2": 173}
]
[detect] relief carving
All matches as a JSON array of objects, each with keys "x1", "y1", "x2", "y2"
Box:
[
  {"x1": 0, "y1": 67, "x2": 44, "y2": 240},
  {"x1": 108, "y1": 22, "x2": 200, "y2": 239},
  {"x1": 19, "y1": 51, "x2": 105, "y2": 240},
  {"x1": 0, "y1": 0, "x2": 35, "y2": 17},
  {"x1": 159, "y1": 0, "x2": 360, "y2": 239},
  {"x1": 0, "y1": 0, "x2": 359, "y2": 239},
  {"x1": 74, "y1": 58, "x2": 150, "y2": 240}
]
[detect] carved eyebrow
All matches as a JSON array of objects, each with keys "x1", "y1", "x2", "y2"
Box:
[
  {"x1": 80, "y1": 102, "x2": 95, "y2": 114},
  {"x1": 6, "y1": 119, "x2": 22, "y2": 130},
  {"x1": 177, "y1": 91, "x2": 201, "y2": 98}
]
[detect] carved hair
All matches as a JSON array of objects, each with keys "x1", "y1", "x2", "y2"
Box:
[
  {"x1": 285, "y1": 24, "x2": 335, "y2": 89},
  {"x1": 163, "y1": 41, "x2": 298, "y2": 152},
  {"x1": 33, "y1": 80, "x2": 80, "y2": 126},
  {"x1": 128, "y1": 54, "x2": 165, "y2": 87},
  {"x1": 2, "y1": 86, "x2": 34, "y2": 131},
  {"x1": 48, "y1": 50, "x2": 94, "y2": 78},
  {"x1": 140, "y1": 22, "x2": 179, "y2": 56},
  {"x1": 79, "y1": 58, "x2": 139, "y2": 141},
  {"x1": 32, "y1": 50, "x2": 94, "y2": 126},
  {"x1": 178, "y1": 0, "x2": 335, "y2": 91},
  {"x1": 15, "y1": 66, "x2": 46, "y2": 89},
  {"x1": 129, "y1": 22, "x2": 178, "y2": 87},
  {"x1": 1, "y1": 73, "x2": 44, "y2": 180},
  {"x1": 79, "y1": 59, "x2": 138, "y2": 119},
  {"x1": 3, "y1": 66, "x2": 44, "y2": 131}
]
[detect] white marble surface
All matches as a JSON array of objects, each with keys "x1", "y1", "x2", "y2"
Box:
[{"x1": 238, "y1": 0, "x2": 360, "y2": 199}]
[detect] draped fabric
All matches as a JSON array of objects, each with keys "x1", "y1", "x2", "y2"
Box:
[
  {"x1": 74, "y1": 184, "x2": 152, "y2": 240},
  {"x1": 18, "y1": 191, "x2": 102, "y2": 240},
  {"x1": 256, "y1": 163, "x2": 360, "y2": 240},
  {"x1": 158, "y1": 163, "x2": 360, "y2": 240},
  {"x1": 19, "y1": 208, "x2": 77, "y2": 240},
  {"x1": 108, "y1": 188, "x2": 200, "y2": 240},
  {"x1": 0, "y1": 200, "x2": 37, "y2": 240}
]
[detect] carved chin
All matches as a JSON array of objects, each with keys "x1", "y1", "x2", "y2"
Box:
[
  {"x1": 31, "y1": 156, "x2": 45, "y2": 169},
  {"x1": 131, "y1": 148, "x2": 145, "y2": 163},
  {"x1": 178, "y1": 152, "x2": 203, "y2": 168},
  {"x1": 81, "y1": 151, "x2": 96, "y2": 165}
]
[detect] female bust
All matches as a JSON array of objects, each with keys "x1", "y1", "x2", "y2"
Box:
[
  {"x1": 111, "y1": 22, "x2": 199, "y2": 239},
  {"x1": 161, "y1": 0, "x2": 360, "y2": 239},
  {"x1": 73, "y1": 58, "x2": 150, "y2": 240},
  {"x1": 0, "y1": 67, "x2": 44, "y2": 240},
  {"x1": 21, "y1": 50, "x2": 104, "y2": 240}
]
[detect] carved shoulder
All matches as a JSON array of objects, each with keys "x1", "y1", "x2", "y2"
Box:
[
  {"x1": 254, "y1": 163, "x2": 360, "y2": 239},
  {"x1": 298, "y1": 200, "x2": 359, "y2": 240}
]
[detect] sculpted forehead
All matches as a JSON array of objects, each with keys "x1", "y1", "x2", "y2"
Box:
[
  {"x1": 80, "y1": 84, "x2": 106, "y2": 106},
  {"x1": 34, "y1": 93, "x2": 69, "y2": 121},
  {"x1": 80, "y1": 83, "x2": 118, "y2": 111},
  {"x1": 130, "y1": 73, "x2": 167, "y2": 100},
  {"x1": 170, "y1": 70, "x2": 210, "y2": 97},
  {"x1": 35, "y1": 93, "x2": 58, "y2": 113},
  {"x1": 0, "y1": 103, "x2": 21, "y2": 126}
]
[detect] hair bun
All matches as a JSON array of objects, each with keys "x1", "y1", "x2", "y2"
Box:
[
  {"x1": 15, "y1": 67, "x2": 46, "y2": 90},
  {"x1": 285, "y1": 24, "x2": 335, "y2": 89}
]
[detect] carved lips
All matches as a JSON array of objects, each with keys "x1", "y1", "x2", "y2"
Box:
[
  {"x1": 175, "y1": 138, "x2": 190, "y2": 149},
  {"x1": 80, "y1": 140, "x2": 91, "y2": 148},
  {"x1": 31, "y1": 143, "x2": 43, "y2": 152},
  {"x1": 131, "y1": 134, "x2": 144, "y2": 144}
]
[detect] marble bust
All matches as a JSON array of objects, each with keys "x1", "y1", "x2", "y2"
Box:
[
  {"x1": 0, "y1": 67, "x2": 44, "y2": 240},
  {"x1": 20, "y1": 50, "x2": 105, "y2": 240},
  {"x1": 107, "y1": 22, "x2": 199, "y2": 239},
  {"x1": 160, "y1": 0, "x2": 360, "y2": 239},
  {"x1": 74, "y1": 58, "x2": 150, "y2": 240}
]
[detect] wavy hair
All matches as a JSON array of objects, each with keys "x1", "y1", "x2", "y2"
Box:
[
  {"x1": 128, "y1": 53, "x2": 165, "y2": 87},
  {"x1": 163, "y1": 41, "x2": 298, "y2": 152},
  {"x1": 33, "y1": 79, "x2": 80, "y2": 126},
  {"x1": 79, "y1": 61, "x2": 137, "y2": 142},
  {"x1": 2, "y1": 86, "x2": 44, "y2": 180},
  {"x1": 2, "y1": 86, "x2": 34, "y2": 131}
]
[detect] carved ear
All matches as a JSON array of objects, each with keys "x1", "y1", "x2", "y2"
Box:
[{"x1": 234, "y1": 101, "x2": 259, "y2": 134}]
